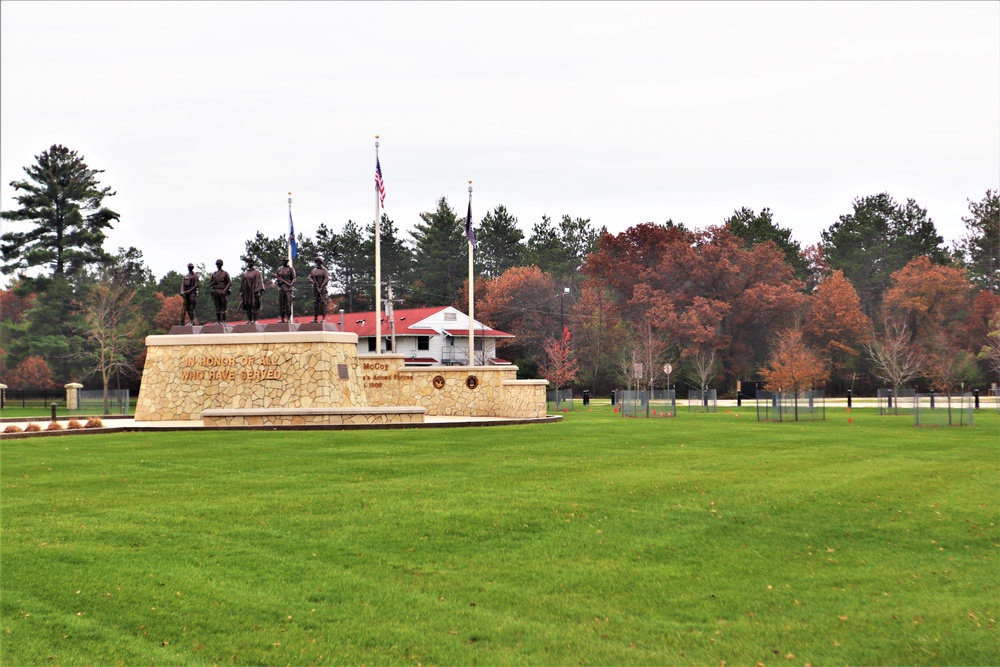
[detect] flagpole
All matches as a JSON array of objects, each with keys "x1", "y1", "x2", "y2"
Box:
[
  {"x1": 374, "y1": 135, "x2": 382, "y2": 354},
  {"x1": 287, "y1": 192, "x2": 294, "y2": 322},
  {"x1": 467, "y1": 180, "x2": 475, "y2": 366}
]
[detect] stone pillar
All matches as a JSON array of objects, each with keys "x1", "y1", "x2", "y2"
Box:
[{"x1": 65, "y1": 382, "x2": 83, "y2": 410}]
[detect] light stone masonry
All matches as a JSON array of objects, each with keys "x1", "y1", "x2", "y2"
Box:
[{"x1": 134, "y1": 331, "x2": 548, "y2": 425}]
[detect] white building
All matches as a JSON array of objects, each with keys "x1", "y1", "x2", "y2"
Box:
[{"x1": 262, "y1": 306, "x2": 514, "y2": 366}]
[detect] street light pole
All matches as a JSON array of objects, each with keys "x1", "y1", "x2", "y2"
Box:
[{"x1": 560, "y1": 287, "x2": 570, "y2": 335}]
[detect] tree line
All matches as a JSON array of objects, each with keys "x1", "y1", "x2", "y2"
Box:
[{"x1": 2, "y1": 144, "x2": 998, "y2": 399}]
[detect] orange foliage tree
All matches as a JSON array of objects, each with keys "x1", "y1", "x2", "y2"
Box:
[
  {"x1": 882, "y1": 256, "x2": 978, "y2": 390},
  {"x1": 803, "y1": 270, "x2": 872, "y2": 389},
  {"x1": 6, "y1": 355, "x2": 58, "y2": 389},
  {"x1": 538, "y1": 328, "x2": 580, "y2": 391},
  {"x1": 760, "y1": 327, "x2": 829, "y2": 394},
  {"x1": 883, "y1": 256, "x2": 973, "y2": 342},
  {"x1": 473, "y1": 265, "x2": 557, "y2": 369},
  {"x1": 634, "y1": 227, "x2": 807, "y2": 384},
  {"x1": 153, "y1": 294, "x2": 184, "y2": 333}
]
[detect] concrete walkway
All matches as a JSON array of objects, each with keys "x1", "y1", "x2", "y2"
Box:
[{"x1": 1, "y1": 414, "x2": 561, "y2": 438}]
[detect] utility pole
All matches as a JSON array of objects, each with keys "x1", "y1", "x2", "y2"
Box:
[{"x1": 387, "y1": 281, "x2": 396, "y2": 354}]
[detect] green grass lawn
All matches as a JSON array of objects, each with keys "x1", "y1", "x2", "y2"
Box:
[{"x1": 2, "y1": 408, "x2": 997, "y2": 665}]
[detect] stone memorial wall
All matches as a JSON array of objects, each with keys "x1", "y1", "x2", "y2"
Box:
[{"x1": 134, "y1": 331, "x2": 548, "y2": 424}]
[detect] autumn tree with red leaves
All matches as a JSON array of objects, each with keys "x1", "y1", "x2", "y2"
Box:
[
  {"x1": 760, "y1": 327, "x2": 828, "y2": 394},
  {"x1": 636, "y1": 227, "x2": 807, "y2": 385},
  {"x1": 882, "y1": 256, "x2": 979, "y2": 390},
  {"x1": 153, "y1": 294, "x2": 184, "y2": 333},
  {"x1": 539, "y1": 328, "x2": 579, "y2": 392},
  {"x1": 6, "y1": 355, "x2": 58, "y2": 389},
  {"x1": 473, "y1": 266, "x2": 558, "y2": 371},
  {"x1": 803, "y1": 270, "x2": 872, "y2": 390}
]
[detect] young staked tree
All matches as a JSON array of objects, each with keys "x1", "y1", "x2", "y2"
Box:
[
  {"x1": 760, "y1": 327, "x2": 829, "y2": 395},
  {"x1": 538, "y1": 328, "x2": 580, "y2": 392},
  {"x1": 685, "y1": 348, "x2": 721, "y2": 396},
  {"x1": 2, "y1": 145, "x2": 120, "y2": 277},
  {"x1": 865, "y1": 319, "x2": 923, "y2": 399}
]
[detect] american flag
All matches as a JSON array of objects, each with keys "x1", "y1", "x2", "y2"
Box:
[{"x1": 375, "y1": 157, "x2": 385, "y2": 208}]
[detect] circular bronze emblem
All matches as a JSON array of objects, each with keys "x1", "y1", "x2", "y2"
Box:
[
  {"x1": 432, "y1": 375, "x2": 446, "y2": 389},
  {"x1": 465, "y1": 375, "x2": 479, "y2": 390}
]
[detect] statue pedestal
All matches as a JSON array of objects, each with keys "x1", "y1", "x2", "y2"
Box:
[
  {"x1": 134, "y1": 331, "x2": 550, "y2": 424},
  {"x1": 134, "y1": 331, "x2": 370, "y2": 422}
]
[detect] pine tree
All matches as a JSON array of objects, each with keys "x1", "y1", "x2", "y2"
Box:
[{"x1": 2, "y1": 144, "x2": 120, "y2": 276}]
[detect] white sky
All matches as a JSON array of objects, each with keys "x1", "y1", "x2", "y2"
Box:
[{"x1": 2, "y1": 1, "x2": 998, "y2": 281}]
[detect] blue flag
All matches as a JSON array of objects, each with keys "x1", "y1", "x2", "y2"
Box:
[{"x1": 288, "y1": 210, "x2": 298, "y2": 260}]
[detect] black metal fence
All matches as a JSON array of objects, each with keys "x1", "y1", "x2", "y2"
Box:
[
  {"x1": 1, "y1": 388, "x2": 132, "y2": 415},
  {"x1": 1, "y1": 388, "x2": 63, "y2": 409}
]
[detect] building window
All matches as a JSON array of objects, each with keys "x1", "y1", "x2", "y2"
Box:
[
  {"x1": 417, "y1": 336, "x2": 430, "y2": 351},
  {"x1": 385, "y1": 337, "x2": 392, "y2": 352},
  {"x1": 367, "y1": 337, "x2": 376, "y2": 352}
]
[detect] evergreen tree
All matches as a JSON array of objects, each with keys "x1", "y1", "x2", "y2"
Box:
[
  {"x1": 725, "y1": 207, "x2": 808, "y2": 278},
  {"x1": 315, "y1": 221, "x2": 372, "y2": 312},
  {"x1": 410, "y1": 197, "x2": 467, "y2": 307},
  {"x1": 525, "y1": 214, "x2": 601, "y2": 288},
  {"x1": 956, "y1": 189, "x2": 1000, "y2": 292},
  {"x1": 2, "y1": 144, "x2": 120, "y2": 276},
  {"x1": 821, "y1": 193, "x2": 945, "y2": 317},
  {"x1": 476, "y1": 205, "x2": 525, "y2": 278},
  {"x1": 365, "y1": 214, "x2": 414, "y2": 306}
]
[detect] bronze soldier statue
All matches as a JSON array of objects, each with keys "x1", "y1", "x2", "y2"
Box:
[
  {"x1": 240, "y1": 259, "x2": 265, "y2": 323},
  {"x1": 210, "y1": 259, "x2": 232, "y2": 324},
  {"x1": 309, "y1": 258, "x2": 330, "y2": 322},
  {"x1": 276, "y1": 257, "x2": 296, "y2": 323},
  {"x1": 180, "y1": 263, "x2": 199, "y2": 326}
]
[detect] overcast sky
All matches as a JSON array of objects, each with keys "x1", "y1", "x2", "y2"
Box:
[{"x1": 2, "y1": 1, "x2": 998, "y2": 282}]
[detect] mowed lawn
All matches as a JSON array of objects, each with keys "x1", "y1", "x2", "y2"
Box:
[{"x1": 2, "y1": 408, "x2": 997, "y2": 666}]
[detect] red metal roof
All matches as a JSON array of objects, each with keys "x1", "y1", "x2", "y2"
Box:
[{"x1": 256, "y1": 307, "x2": 513, "y2": 338}]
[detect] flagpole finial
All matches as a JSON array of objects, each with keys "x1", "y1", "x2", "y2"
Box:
[
  {"x1": 468, "y1": 180, "x2": 473, "y2": 195},
  {"x1": 375, "y1": 134, "x2": 379, "y2": 149},
  {"x1": 287, "y1": 192, "x2": 292, "y2": 205}
]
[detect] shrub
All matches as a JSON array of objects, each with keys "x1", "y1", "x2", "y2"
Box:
[
  {"x1": 84, "y1": 417, "x2": 104, "y2": 429},
  {"x1": 66, "y1": 419, "x2": 84, "y2": 430},
  {"x1": 45, "y1": 422, "x2": 63, "y2": 431},
  {"x1": 24, "y1": 423, "x2": 41, "y2": 432},
  {"x1": 3, "y1": 424, "x2": 23, "y2": 433}
]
